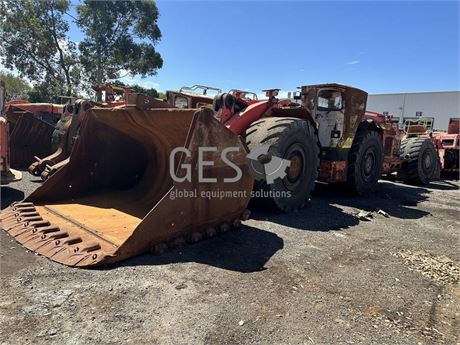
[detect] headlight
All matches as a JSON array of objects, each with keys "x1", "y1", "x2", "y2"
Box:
[{"x1": 174, "y1": 97, "x2": 188, "y2": 108}]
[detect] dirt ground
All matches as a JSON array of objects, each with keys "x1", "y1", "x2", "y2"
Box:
[{"x1": 0, "y1": 172, "x2": 459, "y2": 345}]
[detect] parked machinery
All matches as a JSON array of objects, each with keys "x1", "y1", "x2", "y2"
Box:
[
  {"x1": 28, "y1": 88, "x2": 171, "y2": 180},
  {"x1": 432, "y1": 118, "x2": 459, "y2": 175},
  {"x1": 166, "y1": 84, "x2": 221, "y2": 109},
  {"x1": 0, "y1": 83, "x2": 439, "y2": 267},
  {"x1": 215, "y1": 84, "x2": 437, "y2": 206},
  {"x1": 401, "y1": 116, "x2": 458, "y2": 176},
  {"x1": 366, "y1": 112, "x2": 438, "y2": 185},
  {"x1": 4, "y1": 100, "x2": 64, "y2": 168},
  {"x1": 92, "y1": 83, "x2": 132, "y2": 106}
]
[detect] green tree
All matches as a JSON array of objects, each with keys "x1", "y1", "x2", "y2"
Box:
[
  {"x1": 77, "y1": 0, "x2": 163, "y2": 94},
  {"x1": 0, "y1": 0, "x2": 80, "y2": 96},
  {"x1": 0, "y1": 71, "x2": 31, "y2": 100},
  {"x1": 28, "y1": 77, "x2": 69, "y2": 103},
  {"x1": 112, "y1": 79, "x2": 159, "y2": 98},
  {"x1": 131, "y1": 84, "x2": 159, "y2": 98}
]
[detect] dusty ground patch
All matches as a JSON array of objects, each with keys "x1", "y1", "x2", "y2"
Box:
[{"x1": 1, "y1": 172, "x2": 459, "y2": 344}]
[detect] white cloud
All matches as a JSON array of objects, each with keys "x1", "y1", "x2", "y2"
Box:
[
  {"x1": 118, "y1": 74, "x2": 161, "y2": 91},
  {"x1": 346, "y1": 60, "x2": 360, "y2": 65}
]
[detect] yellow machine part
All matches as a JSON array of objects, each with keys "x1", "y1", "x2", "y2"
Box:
[{"x1": 1, "y1": 107, "x2": 253, "y2": 267}]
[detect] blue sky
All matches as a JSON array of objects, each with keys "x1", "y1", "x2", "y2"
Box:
[{"x1": 67, "y1": 1, "x2": 459, "y2": 95}]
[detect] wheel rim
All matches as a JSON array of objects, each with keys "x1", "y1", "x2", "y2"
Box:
[
  {"x1": 287, "y1": 152, "x2": 302, "y2": 182},
  {"x1": 421, "y1": 149, "x2": 433, "y2": 174},
  {"x1": 283, "y1": 144, "x2": 305, "y2": 191},
  {"x1": 361, "y1": 148, "x2": 376, "y2": 182}
]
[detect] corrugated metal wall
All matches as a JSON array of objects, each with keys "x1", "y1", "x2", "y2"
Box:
[{"x1": 367, "y1": 91, "x2": 460, "y2": 130}]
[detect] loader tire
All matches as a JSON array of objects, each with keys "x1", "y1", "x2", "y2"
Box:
[
  {"x1": 397, "y1": 137, "x2": 438, "y2": 185},
  {"x1": 347, "y1": 130, "x2": 383, "y2": 195},
  {"x1": 51, "y1": 117, "x2": 70, "y2": 151},
  {"x1": 244, "y1": 117, "x2": 320, "y2": 212}
]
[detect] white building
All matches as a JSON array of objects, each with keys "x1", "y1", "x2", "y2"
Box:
[{"x1": 367, "y1": 91, "x2": 460, "y2": 130}]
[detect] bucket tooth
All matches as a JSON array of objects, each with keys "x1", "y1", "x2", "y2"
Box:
[
  {"x1": 16, "y1": 211, "x2": 39, "y2": 219},
  {"x1": 13, "y1": 202, "x2": 34, "y2": 208},
  {"x1": 46, "y1": 231, "x2": 69, "y2": 240},
  {"x1": 52, "y1": 250, "x2": 93, "y2": 266},
  {"x1": 34, "y1": 236, "x2": 70, "y2": 256},
  {"x1": 73, "y1": 252, "x2": 108, "y2": 267},
  {"x1": 61, "y1": 236, "x2": 83, "y2": 246},
  {"x1": 8, "y1": 222, "x2": 44, "y2": 237},
  {"x1": 17, "y1": 226, "x2": 60, "y2": 245},
  {"x1": 77, "y1": 242, "x2": 101, "y2": 253},
  {"x1": 11, "y1": 203, "x2": 35, "y2": 210},
  {"x1": 12, "y1": 206, "x2": 36, "y2": 213},
  {"x1": 1, "y1": 211, "x2": 20, "y2": 222},
  {"x1": 4, "y1": 217, "x2": 44, "y2": 231}
]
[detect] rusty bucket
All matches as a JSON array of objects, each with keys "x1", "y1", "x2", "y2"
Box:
[
  {"x1": 1, "y1": 107, "x2": 253, "y2": 267},
  {"x1": 9, "y1": 113, "x2": 55, "y2": 168}
]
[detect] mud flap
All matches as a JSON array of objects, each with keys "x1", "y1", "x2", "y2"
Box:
[{"x1": 1, "y1": 107, "x2": 253, "y2": 267}]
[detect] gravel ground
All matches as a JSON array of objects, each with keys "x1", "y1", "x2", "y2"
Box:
[{"x1": 1, "y1": 170, "x2": 459, "y2": 345}]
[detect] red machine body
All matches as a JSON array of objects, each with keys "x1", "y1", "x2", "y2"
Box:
[
  {"x1": 221, "y1": 89, "x2": 291, "y2": 135},
  {"x1": 363, "y1": 111, "x2": 403, "y2": 174},
  {"x1": 432, "y1": 118, "x2": 459, "y2": 173},
  {"x1": 92, "y1": 83, "x2": 132, "y2": 107},
  {"x1": 4, "y1": 100, "x2": 64, "y2": 128}
]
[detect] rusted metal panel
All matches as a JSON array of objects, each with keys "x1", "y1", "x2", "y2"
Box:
[
  {"x1": 301, "y1": 84, "x2": 368, "y2": 150},
  {"x1": 166, "y1": 90, "x2": 214, "y2": 109},
  {"x1": 9, "y1": 113, "x2": 55, "y2": 168},
  {"x1": 318, "y1": 161, "x2": 348, "y2": 183}
]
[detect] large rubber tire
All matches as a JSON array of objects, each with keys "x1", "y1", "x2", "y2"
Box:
[
  {"x1": 397, "y1": 137, "x2": 438, "y2": 185},
  {"x1": 51, "y1": 116, "x2": 70, "y2": 151},
  {"x1": 347, "y1": 130, "x2": 384, "y2": 195},
  {"x1": 244, "y1": 117, "x2": 320, "y2": 212}
]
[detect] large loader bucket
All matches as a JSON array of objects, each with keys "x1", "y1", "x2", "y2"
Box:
[
  {"x1": 1, "y1": 107, "x2": 253, "y2": 267},
  {"x1": 9, "y1": 113, "x2": 55, "y2": 168}
]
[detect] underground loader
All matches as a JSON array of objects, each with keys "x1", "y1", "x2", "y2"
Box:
[
  {"x1": 1, "y1": 83, "x2": 439, "y2": 267},
  {"x1": 1, "y1": 106, "x2": 253, "y2": 267}
]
